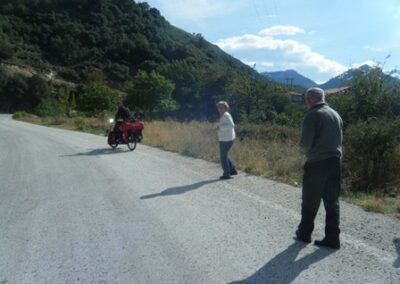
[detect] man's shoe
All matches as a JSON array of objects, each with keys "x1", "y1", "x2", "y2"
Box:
[
  {"x1": 295, "y1": 230, "x2": 311, "y2": 243},
  {"x1": 219, "y1": 175, "x2": 231, "y2": 180},
  {"x1": 314, "y1": 238, "x2": 340, "y2": 249},
  {"x1": 230, "y1": 170, "x2": 238, "y2": 176}
]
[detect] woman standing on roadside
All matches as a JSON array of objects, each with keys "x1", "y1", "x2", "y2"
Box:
[{"x1": 217, "y1": 101, "x2": 237, "y2": 179}]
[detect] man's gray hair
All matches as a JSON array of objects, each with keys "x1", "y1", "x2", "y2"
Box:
[{"x1": 305, "y1": 87, "x2": 325, "y2": 102}]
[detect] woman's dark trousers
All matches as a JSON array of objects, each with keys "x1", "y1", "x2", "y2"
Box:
[
  {"x1": 297, "y1": 157, "x2": 341, "y2": 241},
  {"x1": 219, "y1": 141, "x2": 236, "y2": 176}
]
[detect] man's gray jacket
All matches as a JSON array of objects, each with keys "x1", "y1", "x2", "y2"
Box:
[{"x1": 300, "y1": 103, "x2": 343, "y2": 163}]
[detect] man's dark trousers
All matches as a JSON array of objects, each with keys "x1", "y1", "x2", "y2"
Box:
[{"x1": 298, "y1": 157, "x2": 341, "y2": 240}]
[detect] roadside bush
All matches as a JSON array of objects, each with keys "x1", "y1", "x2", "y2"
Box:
[
  {"x1": 35, "y1": 98, "x2": 63, "y2": 117},
  {"x1": 126, "y1": 70, "x2": 176, "y2": 112},
  {"x1": 4, "y1": 74, "x2": 29, "y2": 110},
  {"x1": 12, "y1": 111, "x2": 29, "y2": 119},
  {"x1": 343, "y1": 118, "x2": 400, "y2": 193},
  {"x1": 76, "y1": 83, "x2": 124, "y2": 114},
  {"x1": 328, "y1": 66, "x2": 400, "y2": 126},
  {"x1": 27, "y1": 74, "x2": 51, "y2": 109},
  {"x1": 74, "y1": 117, "x2": 88, "y2": 131}
]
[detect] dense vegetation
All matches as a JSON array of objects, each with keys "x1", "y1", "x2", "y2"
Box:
[
  {"x1": 327, "y1": 67, "x2": 400, "y2": 195},
  {"x1": 0, "y1": 0, "x2": 301, "y2": 122}
]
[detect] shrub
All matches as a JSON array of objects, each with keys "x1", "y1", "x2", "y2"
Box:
[
  {"x1": 328, "y1": 66, "x2": 400, "y2": 125},
  {"x1": 27, "y1": 74, "x2": 51, "y2": 109},
  {"x1": 105, "y1": 63, "x2": 130, "y2": 83},
  {"x1": 35, "y1": 98, "x2": 63, "y2": 117},
  {"x1": 76, "y1": 83, "x2": 124, "y2": 114},
  {"x1": 12, "y1": 111, "x2": 29, "y2": 119},
  {"x1": 0, "y1": 38, "x2": 14, "y2": 60},
  {"x1": 58, "y1": 68, "x2": 80, "y2": 82},
  {"x1": 74, "y1": 117, "x2": 87, "y2": 131},
  {"x1": 343, "y1": 118, "x2": 400, "y2": 193},
  {"x1": 126, "y1": 70, "x2": 176, "y2": 112}
]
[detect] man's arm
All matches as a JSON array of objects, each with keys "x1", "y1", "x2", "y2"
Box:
[{"x1": 300, "y1": 112, "x2": 316, "y2": 153}]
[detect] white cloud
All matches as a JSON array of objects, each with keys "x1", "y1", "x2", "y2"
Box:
[
  {"x1": 214, "y1": 26, "x2": 348, "y2": 77},
  {"x1": 259, "y1": 25, "x2": 305, "y2": 36}
]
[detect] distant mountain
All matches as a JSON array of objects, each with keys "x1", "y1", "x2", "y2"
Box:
[
  {"x1": 319, "y1": 64, "x2": 374, "y2": 89},
  {"x1": 263, "y1": 65, "x2": 400, "y2": 90},
  {"x1": 261, "y1": 70, "x2": 317, "y2": 89}
]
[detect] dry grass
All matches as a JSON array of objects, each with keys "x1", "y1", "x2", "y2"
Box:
[
  {"x1": 143, "y1": 120, "x2": 304, "y2": 185},
  {"x1": 14, "y1": 112, "x2": 109, "y2": 135},
  {"x1": 345, "y1": 194, "x2": 386, "y2": 214}
]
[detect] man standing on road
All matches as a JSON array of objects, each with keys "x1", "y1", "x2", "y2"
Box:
[{"x1": 295, "y1": 87, "x2": 343, "y2": 249}]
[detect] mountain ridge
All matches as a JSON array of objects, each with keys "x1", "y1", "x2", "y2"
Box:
[
  {"x1": 261, "y1": 69, "x2": 317, "y2": 89},
  {"x1": 262, "y1": 64, "x2": 400, "y2": 90}
]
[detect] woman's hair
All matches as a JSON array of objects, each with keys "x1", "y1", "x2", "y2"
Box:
[{"x1": 217, "y1": 101, "x2": 229, "y2": 110}]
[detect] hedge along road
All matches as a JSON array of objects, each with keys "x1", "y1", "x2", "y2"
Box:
[{"x1": 0, "y1": 114, "x2": 399, "y2": 284}]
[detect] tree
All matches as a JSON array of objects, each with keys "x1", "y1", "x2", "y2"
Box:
[
  {"x1": 4, "y1": 74, "x2": 28, "y2": 110},
  {"x1": 0, "y1": 39, "x2": 14, "y2": 60},
  {"x1": 328, "y1": 66, "x2": 400, "y2": 125},
  {"x1": 77, "y1": 83, "x2": 123, "y2": 114},
  {"x1": 105, "y1": 63, "x2": 130, "y2": 83},
  {"x1": 126, "y1": 70, "x2": 175, "y2": 112},
  {"x1": 159, "y1": 61, "x2": 201, "y2": 108},
  {"x1": 57, "y1": 86, "x2": 72, "y2": 115},
  {"x1": 27, "y1": 74, "x2": 51, "y2": 109}
]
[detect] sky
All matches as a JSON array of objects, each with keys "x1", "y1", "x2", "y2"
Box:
[{"x1": 139, "y1": 0, "x2": 400, "y2": 84}]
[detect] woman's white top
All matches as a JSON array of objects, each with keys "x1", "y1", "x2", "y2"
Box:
[{"x1": 218, "y1": 112, "x2": 236, "y2": 141}]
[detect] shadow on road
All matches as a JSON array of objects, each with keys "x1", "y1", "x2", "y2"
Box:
[
  {"x1": 394, "y1": 238, "x2": 400, "y2": 268},
  {"x1": 61, "y1": 148, "x2": 128, "y2": 157},
  {"x1": 140, "y1": 179, "x2": 220, "y2": 199},
  {"x1": 229, "y1": 241, "x2": 335, "y2": 284}
]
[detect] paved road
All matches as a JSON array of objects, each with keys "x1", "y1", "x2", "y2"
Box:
[{"x1": 0, "y1": 114, "x2": 399, "y2": 284}]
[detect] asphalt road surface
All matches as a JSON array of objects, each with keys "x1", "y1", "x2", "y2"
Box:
[{"x1": 0, "y1": 114, "x2": 399, "y2": 284}]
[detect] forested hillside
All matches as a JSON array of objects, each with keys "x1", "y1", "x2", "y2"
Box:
[{"x1": 0, "y1": 0, "x2": 297, "y2": 121}]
